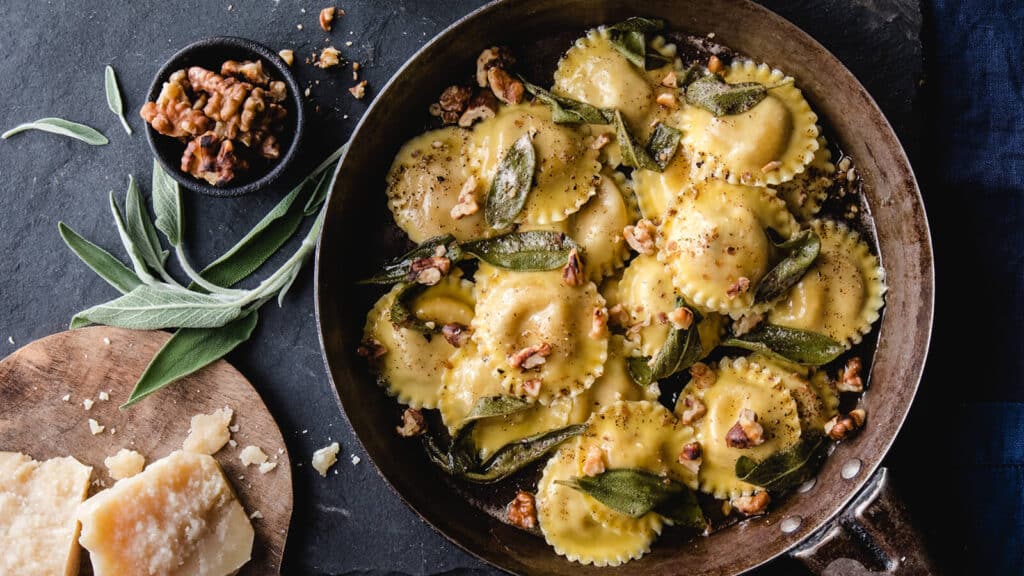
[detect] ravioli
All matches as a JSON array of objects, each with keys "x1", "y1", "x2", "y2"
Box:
[
  {"x1": 567, "y1": 172, "x2": 637, "y2": 281},
  {"x1": 767, "y1": 219, "x2": 886, "y2": 347},
  {"x1": 632, "y1": 151, "x2": 693, "y2": 220},
  {"x1": 777, "y1": 136, "x2": 835, "y2": 221},
  {"x1": 681, "y1": 60, "x2": 820, "y2": 187},
  {"x1": 569, "y1": 336, "x2": 660, "y2": 424},
  {"x1": 656, "y1": 179, "x2": 798, "y2": 316}
]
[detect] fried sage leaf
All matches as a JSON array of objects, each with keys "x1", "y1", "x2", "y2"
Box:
[
  {"x1": 558, "y1": 468, "x2": 704, "y2": 527},
  {"x1": 627, "y1": 300, "x2": 704, "y2": 385},
  {"x1": 388, "y1": 282, "x2": 442, "y2": 335},
  {"x1": 360, "y1": 235, "x2": 461, "y2": 285},
  {"x1": 462, "y1": 230, "x2": 578, "y2": 271},
  {"x1": 722, "y1": 324, "x2": 843, "y2": 366},
  {"x1": 431, "y1": 395, "x2": 535, "y2": 476},
  {"x1": 736, "y1": 432, "x2": 830, "y2": 492},
  {"x1": 463, "y1": 424, "x2": 587, "y2": 483},
  {"x1": 613, "y1": 110, "x2": 660, "y2": 171},
  {"x1": 646, "y1": 122, "x2": 682, "y2": 171},
  {"x1": 606, "y1": 17, "x2": 666, "y2": 70},
  {"x1": 755, "y1": 229, "x2": 821, "y2": 303},
  {"x1": 522, "y1": 79, "x2": 613, "y2": 125},
  {"x1": 485, "y1": 134, "x2": 536, "y2": 229},
  {"x1": 685, "y1": 74, "x2": 767, "y2": 117}
]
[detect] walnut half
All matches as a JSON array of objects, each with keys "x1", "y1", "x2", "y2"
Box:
[{"x1": 507, "y1": 491, "x2": 537, "y2": 529}]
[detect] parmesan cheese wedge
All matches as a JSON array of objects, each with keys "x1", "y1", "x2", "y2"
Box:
[
  {"x1": 78, "y1": 450, "x2": 254, "y2": 576},
  {"x1": 0, "y1": 452, "x2": 92, "y2": 576}
]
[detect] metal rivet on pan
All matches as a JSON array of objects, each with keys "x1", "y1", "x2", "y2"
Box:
[
  {"x1": 797, "y1": 477, "x2": 816, "y2": 493},
  {"x1": 841, "y1": 458, "x2": 862, "y2": 480},
  {"x1": 780, "y1": 516, "x2": 802, "y2": 534}
]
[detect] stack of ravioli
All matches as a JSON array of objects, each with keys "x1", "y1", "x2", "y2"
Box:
[{"x1": 363, "y1": 21, "x2": 886, "y2": 567}]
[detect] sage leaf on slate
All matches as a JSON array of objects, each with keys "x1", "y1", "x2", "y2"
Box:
[
  {"x1": 627, "y1": 300, "x2": 704, "y2": 385},
  {"x1": 360, "y1": 235, "x2": 461, "y2": 285},
  {"x1": 122, "y1": 310, "x2": 258, "y2": 408},
  {"x1": 685, "y1": 74, "x2": 767, "y2": 117},
  {"x1": 151, "y1": 160, "x2": 182, "y2": 247},
  {"x1": 462, "y1": 230, "x2": 578, "y2": 271},
  {"x1": 614, "y1": 110, "x2": 660, "y2": 171},
  {"x1": 58, "y1": 222, "x2": 142, "y2": 294},
  {"x1": 522, "y1": 79, "x2": 613, "y2": 125},
  {"x1": 736, "y1": 432, "x2": 830, "y2": 492},
  {"x1": 558, "y1": 468, "x2": 702, "y2": 524},
  {"x1": 125, "y1": 175, "x2": 169, "y2": 271},
  {"x1": 108, "y1": 191, "x2": 158, "y2": 285},
  {"x1": 722, "y1": 324, "x2": 843, "y2": 366},
  {"x1": 646, "y1": 122, "x2": 682, "y2": 171},
  {"x1": 463, "y1": 424, "x2": 587, "y2": 483},
  {"x1": 606, "y1": 17, "x2": 665, "y2": 70},
  {"x1": 388, "y1": 283, "x2": 442, "y2": 335},
  {"x1": 104, "y1": 65, "x2": 132, "y2": 135},
  {"x1": 71, "y1": 284, "x2": 242, "y2": 330},
  {"x1": 485, "y1": 134, "x2": 536, "y2": 229},
  {"x1": 1, "y1": 118, "x2": 108, "y2": 145},
  {"x1": 755, "y1": 229, "x2": 821, "y2": 303}
]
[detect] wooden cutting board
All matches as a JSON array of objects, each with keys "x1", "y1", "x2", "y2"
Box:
[{"x1": 0, "y1": 326, "x2": 292, "y2": 575}]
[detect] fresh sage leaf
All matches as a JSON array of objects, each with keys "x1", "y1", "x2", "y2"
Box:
[
  {"x1": 613, "y1": 110, "x2": 660, "y2": 171},
  {"x1": 108, "y1": 190, "x2": 158, "y2": 285},
  {"x1": 722, "y1": 324, "x2": 843, "y2": 366},
  {"x1": 125, "y1": 175, "x2": 169, "y2": 271},
  {"x1": 461, "y1": 230, "x2": 578, "y2": 271},
  {"x1": 463, "y1": 424, "x2": 587, "y2": 483},
  {"x1": 105, "y1": 65, "x2": 132, "y2": 135},
  {"x1": 359, "y1": 235, "x2": 461, "y2": 285},
  {"x1": 736, "y1": 432, "x2": 830, "y2": 492},
  {"x1": 558, "y1": 468, "x2": 688, "y2": 518},
  {"x1": 151, "y1": 160, "x2": 183, "y2": 247},
  {"x1": 389, "y1": 283, "x2": 442, "y2": 335},
  {"x1": 627, "y1": 300, "x2": 704, "y2": 385},
  {"x1": 70, "y1": 284, "x2": 242, "y2": 330},
  {"x1": 646, "y1": 122, "x2": 682, "y2": 171},
  {"x1": 1, "y1": 117, "x2": 108, "y2": 145},
  {"x1": 485, "y1": 134, "x2": 536, "y2": 229},
  {"x1": 522, "y1": 79, "x2": 613, "y2": 125},
  {"x1": 755, "y1": 229, "x2": 821, "y2": 303},
  {"x1": 606, "y1": 17, "x2": 665, "y2": 70},
  {"x1": 122, "y1": 310, "x2": 258, "y2": 408},
  {"x1": 58, "y1": 222, "x2": 142, "y2": 294},
  {"x1": 685, "y1": 74, "x2": 767, "y2": 117}
]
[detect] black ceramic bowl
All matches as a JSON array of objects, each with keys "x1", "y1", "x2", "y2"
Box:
[{"x1": 143, "y1": 36, "x2": 304, "y2": 197}]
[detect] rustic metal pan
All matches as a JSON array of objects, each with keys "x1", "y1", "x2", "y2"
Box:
[{"x1": 315, "y1": 0, "x2": 935, "y2": 573}]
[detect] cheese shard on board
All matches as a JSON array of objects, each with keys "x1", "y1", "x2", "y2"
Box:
[
  {"x1": 0, "y1": 452, "x2": 92, "y2": 576},
  {"x1": 78, "y1": 450, "x2": 254, "y2": 576},
  {"x1": 182, "y1": 406, "x2": 234, "y2": 455}
]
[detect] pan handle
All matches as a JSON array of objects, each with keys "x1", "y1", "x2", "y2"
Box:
[{"x1": 788, "y1": 467, "x2": 939, "y2": 575}]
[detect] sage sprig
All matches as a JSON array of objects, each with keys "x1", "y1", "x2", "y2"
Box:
[
  {"x1": 427, "y1": 395, "x2": 535, "y2": 476},
  {"x1": 485, "y1": 134, "x2": 536, "y2": 229},
  {"x1": 754, "y1": 229, "x2": 820, "y2": 303},
  {"x1": 359, "y1": 234, "x2": 461, "y2": 285},
  {"x1": 104, "y1": 65, "x2": 132, "y2": 135},
  {"x1": 463, "y1": 424, "x2": 587, "y2": 483},
  {"x1": 685, "y1": 74, "x2": 768, "y2": 117},
  {"x1": 613, "y1": 110, "x2": 660, "y2": 171},
  {"x1": 627, "y1": 300, "x2": 704, "y2": 385},
  {"x1": 521, "y1": 79, "x2": 613, "y2": 125},
  {"x1": 2, "y1": 118, "x2": 108, "y2": 145},
  {"x1": 606, "y1": 17, "x2": 666, "y2": 70},
  {"x1": 735, "y1": 432, "x2": 830, "y2": 492},
  {"x1": 722, "y1": 324, "x2": 843, "y2": 366},
  {"x1": 58, "y1": 223, "x2": 142, "y2": 293},
  {"x1": 462, "y1": 230, "x2": 578, "y2": 271},
  {"x1": 557, "y1": 468, "x2": 705, "y2": 527},
  {"x1": 389, "y1": 282, "x2": 442, "y2": 335}
]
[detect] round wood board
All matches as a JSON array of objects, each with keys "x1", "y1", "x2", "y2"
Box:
[{"x1": 0, "y1": 326, "x2": 292, "y2": 575}]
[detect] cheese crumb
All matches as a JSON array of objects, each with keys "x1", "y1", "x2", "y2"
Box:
[
  {"x1": 312, "y1": 442, "x2": 340, "y2": 477},
  {"x1": 239, "y1": 446, "x2": 268, "y2": 467},
  {"x1": 228, "y1": 424, "x2": 239, "y2": 433},
  {"x1": 103, "y1": 337, "x2": 111, "y2": 345},
  {"x1": 98, "y1": 391, "x2": 110, "y2": 401},
  {"x1": 83, "y1": 398, "x2": 94, "y2": 411},
  {"x1": 228, "y1": 439, "x2": 238, "y2": 448},
  {"x1": 258, "y1": 461, "x2": 277, "y2": 474},
  {"x1": 88, "y1": 419, "x2": 105, "y2": 435},
  {"x1": 250, "y1": 510, "x2": 263, "y2": 520},
  {"x1": 61, "y1": 394, "x2": 70, "y2": 402},
  {"x1": 104, "y1": 449, "x2": 145, "y2": 480},
  {"x1": 350, "y1": 454, "x2": 360, "y2": 465},
  {"x1": 182, "y1": 407, "x2": 234, "y2": 455}
]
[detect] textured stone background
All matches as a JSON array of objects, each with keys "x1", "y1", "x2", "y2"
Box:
[{"x1": 0, "y1": 1, "x2": 923, "y2": 574}]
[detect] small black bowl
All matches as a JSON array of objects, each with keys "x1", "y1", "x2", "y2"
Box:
[{"x1": 143, "y1": 37, "x2": 305, "y2": 197}]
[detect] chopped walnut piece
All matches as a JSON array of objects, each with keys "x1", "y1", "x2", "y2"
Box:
[
  {"x1": 487, "y1": 67, "x2": 524, "y2": 105},
  {"x1": 656, "y1": 92, "x2": 678, "y2": 109},
  {"x1": 727, "y1": 277, "x2": 751, "y2": 299},
  {"x1": 677, "y1": 441, "x2": 702, "y2": 475},
  {"x1": 825, "y1": 408, "x2": 866, "y2": 441},
  {"x1": 356, "y1": 338, "x2": 387, "y2": 363},
  {"x1": 139, "y1": 71, "x2": 212, "y2": 138},
  {"x1": 661, "y1": 71, "x2": 678, "y2": 87},
  {"x1": 439, "y1": 85, "x2": 472, "y2": 115},
  {"x1": 319, "y1": 7, "x2": 336, "y2": 31},
  {"x1": 450, "y1": 175, "x2": 480, "y2": 219},
  {"x1": 607, "y1": 304, "x2": 630, "y2": 329},
  {"x1": 520, "y1": 378, "x2": 542, "y2": 399},
  {"x1": 507, "y1": 491, "x2": 537, "y2": 529},
  {"x1": 761, "y1": 160, "x2": 782, "y2": 173},
  {"x1": 590, "y1": 307, "x2": 609, "y2": 340},
  {"x1": 349, "y1": 80, "x2": 368, "y2": 99},
  {"x1": 591, "y1": 132, "x2": 612, "y2": 150},
  {"x1": 476, "y1": 46, "x2": 516, "y2": 88},
  {"x1": 442, "y1": 323, "x2": 471, "y2": 347},
  {"x1": 562, "y1": 248, "x2": 585, "y2": 287},
  {"x1": 396, "y1": 408, "x2": 426, "y2": 437},
  {"x1": 708, "y1": 54, "x2": 724, "y2": 74},
  {"x1": 726, "y1": 409, "x2": 765, "y2": 448},
  {"x1": 351, "y1": 61, "x2": 361, "y2": 81},
  {"x1": 732, "y1": 491, "x2": 770, "y2": 516},
  {"x1": 689, "y1": 362, "x2": 717, "y2": 388},
  {"x1": 181, "y1": 132, "x2": 248, "y2": 185},
  {"x1": 317, "y1": 46, "x2": 342, "y2": 69},
  {"x1": 732, "y1": 311, "x2": 765, "y2": 337},
  {"x1": 509, "y1": 343, "x2": 552, "y2": 371},
  {"x1": 221, "y1": 60, "x2": 269, "y2": 85},
  {"x1": 679, "y1": 394, "x2": 707, "y2": 425},
  {"x1": 407, "y1": 256, "x2": 451, "y2": 286},
  {"x1": 668, "y1": 306, "x2": 694, "y2": 330},
  {"x1": 582, "y1": 446, "x2": 607, "y2": 477},
  {"x1": 278, "y1": 49, "x2": 295, "y2": 66},
  {"x1": 837, "y1": 357, "x2": 864, "y2": 393},
  {"x1": 458, "y1": 90, "x2": 499, "y2": 127},
  {"x1": 624, "y1": 219, "x2": 657, "y2": 255}
]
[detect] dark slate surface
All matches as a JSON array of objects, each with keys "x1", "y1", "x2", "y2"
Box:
[{"x1": 0, "y1": 1, "x2": 922, "y2": 575}]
